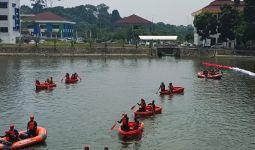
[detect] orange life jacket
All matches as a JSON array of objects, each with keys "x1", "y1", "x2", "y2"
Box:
[
  {"x1": 141, "y1": 102, "x2": 146, "y2": 109},
  {"x1": 28, "y1": 121, "x2": 36, "y2": 130},
  {"x1": 4, "y1": 135, "x2": 10, "y2": 142},
  {"x1": 8, "y1": 130, "x2": 15, "y2": 137}
]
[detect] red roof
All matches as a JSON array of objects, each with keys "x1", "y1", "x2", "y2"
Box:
[
  {"x1": 25, "y1": 12, "x2": 66, "y2": 21},
  {"x1": 115, "y1": 14, "x2": 152, "y2": 25},
  {"x1": 192, "y1": 0, "x2": 245, "y2": 16}
]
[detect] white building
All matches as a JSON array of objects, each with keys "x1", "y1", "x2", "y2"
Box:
[
  {"x1": 192, "y1": 0, "x2": 244, "y2": 49},
  {"x1": 0, "y1": 0, "x2": 20, "y2": 44}
]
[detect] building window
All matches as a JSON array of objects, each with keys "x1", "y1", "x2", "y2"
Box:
[
  {"x1": 0, "y1": 15, "x2": 8, "y2": 20},
  {"x1": 0, "y1": 27, "x2": 8, "y2": 32},
  {"x1": 52, "y1": 24, "x2": 59, "y2": 29},
  {"x1": 0, "y1": 2, "x2": 8, "y2": 8},
  {"x1": 40, "y1": 24, "x2": 46, "y2": 29},
  {"x1": 12, "y1": 3, "x2": 16, "y2": 7}
]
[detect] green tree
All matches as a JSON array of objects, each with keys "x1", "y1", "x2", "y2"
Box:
[
  {"x1": 30, "y1": 0, "x2": 44, "y2": 13},
  {"x1": 218, "y1": 5, "x2": 239, "y2": 42},
  {"x1": 185, "y1": 33, "x2": 194, "y2": 43},
  {"x1": 243, "y1": 0, "x2": 255, "y2": 42},
  {"x1": 21, "y1": 5, "x2": 33, "y2": 14},
  {"x1": 235, "y1": 18, "x2": 249, "y2": 48},
  {"x1": 111, "y1": 10, "x2": 121, "y2": 23},
  {"x1": 193, "y1": 13, "x2": 218, "y2": 44},
  {"x1": 234, "y1": 0, "x2": 241, "y2": 7}
]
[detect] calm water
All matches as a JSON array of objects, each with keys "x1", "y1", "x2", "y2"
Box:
[{"x1": 0, "y1": 56, "x2": 255, "y2": 150}]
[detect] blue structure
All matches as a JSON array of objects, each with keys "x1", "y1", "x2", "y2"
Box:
[{"x1": 22, "y1": 12, "x2": 76, "y2": 39}]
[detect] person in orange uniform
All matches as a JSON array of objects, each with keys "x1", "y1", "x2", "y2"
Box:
[
  {"x1": 74, "y1": 73, "x2": 82, "y2": 80},
  {"x1": 148, "y1": 100, "x2": 156, "y2": 111},
  {"x1": 8, "y1": 124, "x2": 19, "y2": 143},
  {"x1": 160, "y1": 82, "x2": 165, "y2": 92},
  {"x1": 134, "y1": 116, "x2": 140, "y2": 130},
  {"x1": 137, "y1": 99, "x2": 146, "y2": 112},
  {"x1": 168, "y1": 83, "x2": 174, "y2": 94},
  {"x1": 35, "y1": 80, "x2": 40, "y2": 85},
  {"x1": 27, "y1": 115, "x2": 37, "y2": 137},
  {"x1": 118, "y1": 113, "x2": 129, "y2": 131},
  {"x1": 49, "y1": 77, "x2": 53, "y2": 84}
]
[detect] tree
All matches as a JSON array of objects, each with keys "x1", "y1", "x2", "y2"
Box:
[
  {"x1": 31, "y1": 0, "x2": 44, "y2": 13},
  {"x1": 234, "y1": 18, "x2": 249, "y2": 48},
  {"x1": 234, "y1": 0, "x2": 241, "y2": 7},
  {"x1": 243, "y1": 0, "x2": 255, "y2": 42},
  {"x1": 111, "y1": 10, "x2": 121, "y2": 23},
  {"x1": 0, "y1": 38, "x2": 2, "y2": 43},
  {"x1": 218, "y1": 5, "x2": 239, "y2": 42},
  {"x1": 21, "y1": 5, "x2": 33, "y2": 14},
  {"x1": 193, "y1": 13, "x2": 218, "y2": 44},
  {"x1": 185, "y1": 33, "x2": 194, "y2": 43}
]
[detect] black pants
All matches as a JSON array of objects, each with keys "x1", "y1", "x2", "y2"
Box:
[
  {"x1": 28, "y1": 129, "x2": 36, "y2": 137},
  {"x1": 121, "y1": 125, "x2": 129, "y2": 132}
]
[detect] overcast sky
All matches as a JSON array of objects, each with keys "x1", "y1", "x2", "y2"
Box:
[{"x1": 21, "y1": 0, "x2": 213, "y2": 25}]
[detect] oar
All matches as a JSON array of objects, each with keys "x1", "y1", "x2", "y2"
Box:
[
  {"x1": 111, "y1": 121, "x2": 117, "y2": 130},
  {"x1": 130, "y1": 104, "x2": 137, "y2": 110},
  {"x1": 156, "y1": 87, "x2": 160, "y2": 94}
]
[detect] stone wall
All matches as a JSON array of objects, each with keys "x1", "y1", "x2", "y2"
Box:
[
  {"x1": 0, "y1": 46, "x2": 155, "y2": 57},
  {"x1": 180, "y1": 48, "x2": 255, "y2": 57}
]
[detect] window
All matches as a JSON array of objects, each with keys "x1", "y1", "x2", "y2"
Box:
[
  {"x1": 40, "y1": 24, "x2": 46, "y2": 29},
  {"x1": 0, "y1": 2, "x2": 8, "y2": 8},
  {"x1": 12, "y1": 3, "x2": 16, "y2": 7},
  {"x1": 0, "y1": 27, "x2": 8, "y2": 32},
  {"x1": 52, "y1": 24, "x2": 59, "y2": 29},
  {"x1": 0, "y1": 15, "x2": 8, "y2": 20}
]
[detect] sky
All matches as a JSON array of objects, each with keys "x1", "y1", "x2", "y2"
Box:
[{"x1": 21, "y1": 0, "x2": 213, "y2": 25}]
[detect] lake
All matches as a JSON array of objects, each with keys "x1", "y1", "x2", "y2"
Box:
[{"x1": 0, "y1": 56, "x2": 255, "y2": 150}]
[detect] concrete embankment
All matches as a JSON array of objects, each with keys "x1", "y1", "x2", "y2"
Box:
[
  {"x1": 0, "y1": 46, "x2": 155, "y2": 57},
  {"x1": 179, "y1": 48, "x2": 255, "y2": 57}
]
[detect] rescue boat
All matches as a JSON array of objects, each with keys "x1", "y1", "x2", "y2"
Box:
[
  {"x1": 65, "y1": 78, "x2": 79, "y2": 84},
  {"x1": 35, "y1": 83, "x2": 56, "y2": 90},
  {"x1": 197, "y1": 71, "x2": 222, "y2": 80},
  {"x1": 118, "y1": 122, "x2": 144, "y2": 139},
  {"x1": 160, "y1": 87, "x2": 184, "y2": 95},
  {"x1": 134, "y1": 105, "x2": 162, "y2": 117},
  {"x1": 0, "y1": 126, "x2": 47, "y2": 150}
]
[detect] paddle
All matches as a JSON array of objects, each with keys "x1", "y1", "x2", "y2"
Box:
[
  {"x1": 130, "y1": 104, "x2": 137, "y2": 110},
  {"x1": 156, "y1": 87, "x2": 160, "y2": 94},
  {"x1": 111, "y1": 122, "x2": 117, "y2": 130}
]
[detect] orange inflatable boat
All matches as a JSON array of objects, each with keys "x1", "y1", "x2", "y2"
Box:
[
  {"x1": 0, "y1": 126, "x2": 47, "y2": 150},
  {"x1": 35, "y1": 83, "x2": 56, "y2": 90},
  {"x1": 134, "y1": 105, "x2": 162, "y2": 117},
  {"x1": 118, "y1": 122, "x2": 144, "y2": 139},
  {"x1": 65, "y1": 78, "x2": 79, "y2": 84}
]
